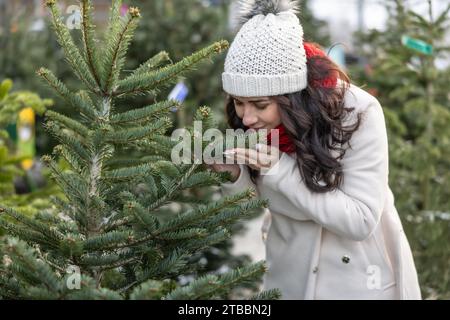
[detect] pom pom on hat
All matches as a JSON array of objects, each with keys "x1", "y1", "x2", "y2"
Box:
[{"x1": 238, "y1": 0, "x2": 300, "y2": 27}]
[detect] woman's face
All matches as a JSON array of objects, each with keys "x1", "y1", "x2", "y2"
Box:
[{"x1": 232, "y1": 96, "x2": 282, "y2": 131}]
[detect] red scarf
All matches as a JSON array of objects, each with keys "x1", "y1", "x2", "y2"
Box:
[
  {"x1": 267, "y1": 124, "x2": 296, "y2": 154},
  {"x1": 266, "y1": 42, "x2": 337, "y2": 154}
]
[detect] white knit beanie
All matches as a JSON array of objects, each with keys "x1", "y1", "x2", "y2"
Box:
[{"x1": 222, "y1": 0, "x2": 307, "y2": 97}]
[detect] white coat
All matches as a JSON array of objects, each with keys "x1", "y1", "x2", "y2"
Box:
[{"x1": 221, "y1": 84, "x2": 421, "y2": 300}]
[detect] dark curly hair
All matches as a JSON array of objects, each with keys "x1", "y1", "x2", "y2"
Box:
[{"x1": 225, "y1": 51, "x2": 364, "y2": 193}]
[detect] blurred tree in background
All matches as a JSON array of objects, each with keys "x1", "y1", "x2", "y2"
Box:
[
  {"x1": 0, "y1": 0, "x2": 87, "y2": 156},
  {"x1": 0, "y1": 78, "x2": 60, "y2": 229},
  {"x1": 299, "y1": 0, "x2": 331, "y2": 46},
  {"x1": 352, "y1": 0, "x2": 450, "y2": 299}
]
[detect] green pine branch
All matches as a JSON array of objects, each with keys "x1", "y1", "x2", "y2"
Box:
[
  {"x1": 106, "y1": 118, "x2": 170, "y2": 144},
  {"x1": 110, "y1": 99, "x2": 181, "y2": 125},
  {"x1": 131, "y1": 51, "x2": 172, "y2": 76},
  {"x1": 115, "y1": 41, "x2": 229, "y2": 96},
  {"x1": 45, "y1": 110, "x2": 90, "y2": 138},
  {"x1": 37, "y1": 68, "x2": 97, "y2": 120},
  {"x1": 164, "y1": 262, "x2": 269, "y2": 300},
  {"x1": 101, "y1": 6, "x2": 141, "y2": 93},
  {"x1": 44, "y1": 0, "x2": 99, "y2": 92},
  {"x1": 80, "y1": 0, "x2": 103, "y2": 89}
]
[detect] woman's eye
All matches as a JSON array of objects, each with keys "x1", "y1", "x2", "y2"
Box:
[
  {"x1": 256, "y1": 104, "x2": 269, "y2": 109},
  {"x1": 234, "y1": 100, "x2": 243, "y2": 106}
]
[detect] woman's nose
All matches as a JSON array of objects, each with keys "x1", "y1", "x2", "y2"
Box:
[{"x1": 242, "y1": 106, "x2": 258, "y2": 127}]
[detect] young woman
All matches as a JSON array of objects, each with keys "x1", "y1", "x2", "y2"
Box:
[{"x1": 210, "y1": 0, "x2": 421, "y2": 300}]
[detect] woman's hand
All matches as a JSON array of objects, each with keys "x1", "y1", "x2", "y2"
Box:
[{"x1": 224, "y1": 144, "x2": 281, "y2": 174}]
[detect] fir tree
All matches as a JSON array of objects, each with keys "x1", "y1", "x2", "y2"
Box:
[{"x1": 0, "y1": 0, "x2": 279, "y2": 300}]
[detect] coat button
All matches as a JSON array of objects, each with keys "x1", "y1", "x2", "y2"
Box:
[
  {"x1": 312, "y1": 266, "x2": 318, "y2": 273},
  {"x1": 342, "y1": 255, "x2": 350, "y2": 264}
]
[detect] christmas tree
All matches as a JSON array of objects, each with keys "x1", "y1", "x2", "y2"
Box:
[
  {"x1": 0, "y1": 0, "x2": 279, "y2": 300},
  {"x1": 353, "y1": 0, "x2": 450, "y2": 299}
]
